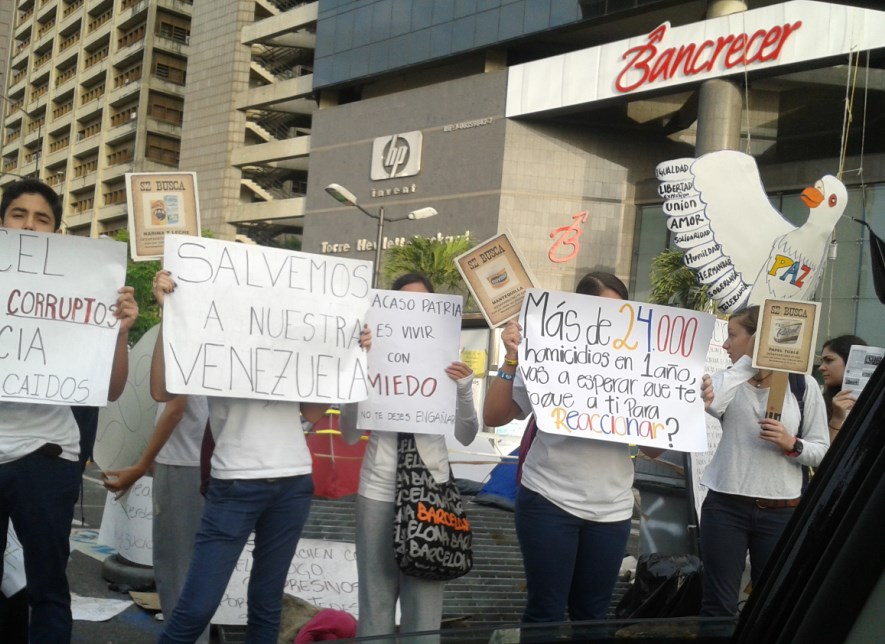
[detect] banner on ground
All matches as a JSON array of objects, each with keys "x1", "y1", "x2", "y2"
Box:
[
  {"x1": 162, "y1": 235, "x2": 372, "y2": 402},
  {"x1": 213, "y1": 538, "x2": 359, "y2": 624},
  {"x1": 356, "y1": 289, "x2": 462, "y2": 434},
  {"x1": 519, "y1": 289, "x2": 715, "y2": 452},
  {"x1": 0, "y1": 230, "x2": 127, "y2": 406}
]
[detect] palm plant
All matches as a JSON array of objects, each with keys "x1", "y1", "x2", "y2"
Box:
[
  {"x1": 649, "y1": 248, "x2": 713, "y2": 312},
  {"x1": 381, "y1": 235, "x2": 477, "y2": 309}
]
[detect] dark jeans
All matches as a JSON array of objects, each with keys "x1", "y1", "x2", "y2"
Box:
[
  {"x1": 0, "y1": 449, "x2": 80, "y2": 643},
  {"x1": 699, "y1": 490, "x2": 794, "y2": 616},
  {"x1": 515, "y1": 485, "x2": 631, "y2": 622},
  {"x1": 159, "y1": 474, "x2": 313, "y2": 644}
]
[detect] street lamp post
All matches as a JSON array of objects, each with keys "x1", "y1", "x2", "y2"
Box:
[{"x1": 325, "y1": 182, "x2": 437, "y2": 288}]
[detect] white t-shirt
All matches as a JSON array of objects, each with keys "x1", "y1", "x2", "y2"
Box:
[
  {"x1": 0, "y1": 402, "x2": 79, "y2": 464},
  {"x1": 703, "y1": 355, "x2": 829, "y2": 499},
  {"x1": 513, "y1": 373, "x2": 635, "y2": 523},
  {"x1": 155, "y1": 396, "x2": 209, "y2": 467},
  {"x1": 207, "y1": 398, "x2": 312, "y2": 480}
]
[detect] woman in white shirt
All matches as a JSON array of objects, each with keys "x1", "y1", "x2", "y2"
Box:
[
  {"x1": 700, "y1": 305, "x2": 829, "y2": 616},
  {"x1": 483, "y1": 272, "x2": 666, "y2": 623},
  {"x1": 341, "y1": 273, "x2": 478, "y2": 642}
]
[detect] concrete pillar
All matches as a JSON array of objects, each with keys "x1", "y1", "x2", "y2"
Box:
[{"x1": 695, "y1": 0, "x2": 748, "y2": 155}]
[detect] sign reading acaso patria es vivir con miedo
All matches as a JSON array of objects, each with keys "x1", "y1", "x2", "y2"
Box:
[{"x1": 506, "y1": 1, "x2": 885, "y2": 116}]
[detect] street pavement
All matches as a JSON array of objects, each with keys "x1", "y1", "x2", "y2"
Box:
[{"x1": 70, "y1": 463, "x2": 166, "y2": 643}]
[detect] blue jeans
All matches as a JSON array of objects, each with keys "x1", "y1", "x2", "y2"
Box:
[
  {"x1": 159, "y1": 475, "x2": 313, "y2": 644},
  {"x1": 0, "y1": 449, "x2": 80, "y2": 643},
  {"x1": 700, "y1": 490, "x2": 794, "y2": 616},
  {"x1": 515, "y1": 485, "x2": 631, "y2": 622}
]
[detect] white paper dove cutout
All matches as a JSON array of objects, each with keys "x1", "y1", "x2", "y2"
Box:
[{"x1": 656, "y1": 151, "x2": 847, "y2": 313}]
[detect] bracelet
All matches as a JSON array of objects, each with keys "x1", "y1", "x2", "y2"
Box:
[
  {"x1": 504, "y1": 357, "x2": 519, "y2": 366},
  {"x1": 496, "y1": 369, "x2": 515, "y2": 381}
]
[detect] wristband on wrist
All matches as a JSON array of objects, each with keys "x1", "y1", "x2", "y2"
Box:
[
  {"x1": 504, "y1": 357, "x2": 519, "y2": 366},
  {"x1": 496, "y1": 369, "x2": 515, "y2": 381}
]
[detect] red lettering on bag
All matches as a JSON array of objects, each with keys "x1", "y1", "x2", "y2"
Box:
[{"x1": 416, "y1": 502, "x2": 471, "y2": 532}]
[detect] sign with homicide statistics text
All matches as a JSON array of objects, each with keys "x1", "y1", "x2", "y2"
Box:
[
  {"x1": 162, "y1": 235, "x2": 372, "y2": 402},
  {"x1": 519, "y1": 289, "x2": 714, "y2": 451},
  {"x1": 357, "y1": 289, "x2": 462, "y2": 434},
  {"x1": 0, "y1": 229, "x2": 127, "y2": 406}
]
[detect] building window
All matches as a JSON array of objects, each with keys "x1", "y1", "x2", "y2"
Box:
[{"x1": 145, "y1": 133, "x2": 180, "y2": 166}]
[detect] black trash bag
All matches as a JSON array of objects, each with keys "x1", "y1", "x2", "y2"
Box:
[{"x1": 615, "y1": 554, "x2": 703, "y2": 619}]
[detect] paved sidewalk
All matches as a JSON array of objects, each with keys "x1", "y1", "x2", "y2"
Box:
[{"x1": 70, "y1": 464, "x2": 166, "y2": 643}]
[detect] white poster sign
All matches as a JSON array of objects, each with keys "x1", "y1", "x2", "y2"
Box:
[
  {"x1": 94, "y1": 324, "x2": 160, "y2": 472},
  {"x1": 97, "y1": 478, "x2": 154, "y2": 567},
  {"x1": 162, "y1": 235, "x2": 372, "y2": 402},
  {"x1": 357, "y1": 290, "x2": 462, "y2": 434},
  {"x1": 0, "y1": 230, "x2": 127, "y2": 406},
  {"x1": 519, "y1": 289, "x2": 715, "y2": 452},
  {"x1": 843, "y1": 345, "x2": 884, "y2": 395},
  {"x1": 690, "y1": 319, "x2": 730, "y2": 517},
  {"x1": 212, "y1": 538, "x2": 359, "y2": 625}
]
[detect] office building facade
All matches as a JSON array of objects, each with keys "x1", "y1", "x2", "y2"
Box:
[{"x1": 302, "y1": 0, "x2": 885, "y2": 345}]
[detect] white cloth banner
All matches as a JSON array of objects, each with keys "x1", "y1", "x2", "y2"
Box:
[
  {"x1": 97, "y1": 478, "x2": 154, "y2": 567},
  {"x1": 357, "y1": 289, "x2": 462, "y2": 434},
  {"x1": 1, "y1": 526, "x2": 25, "y2": 596},
  {"x1": 0, "y1": 229, "x2": 126, "y2": 406},
  {"x1": 162, "y1": 235, "x2": 372, "y2": 402},
  {"x1": 94, "y1": 324, "x2": 160, "y2": 472},
  {"x1": 519, "y1": 289, "x2": 715, "y2": 452},
  {"x1": 212, "y1": 538, "x2": 359, "y2": 624}
]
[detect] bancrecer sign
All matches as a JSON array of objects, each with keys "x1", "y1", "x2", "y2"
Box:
[
  {"x1": 615, "y1": 21, "x2": 801, "y2": 93},
  {"x1": 507, "y1": 1, "x2": 885, "y2": 116}
]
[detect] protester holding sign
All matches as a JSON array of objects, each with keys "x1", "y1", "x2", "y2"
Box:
[
  {"x1": 483, "y1": 272, "x2": 675, "y2": 623},
  {"x1": 102, "y1": 394, "x2": 210, "y2": 644},
  {"x1": 149, "y1": 269, "x2": 369, "y2": 643},
  {"x1": 700, "y1": 305, "x2": 829, "y2": 617},
  {"x1": 818, "y1": 335, "x2": 867, "y2": 442},
  {"x1": 340, "y1": 273, "x2": 479, "y2": 641},
  {"x1": 0, "y1": 179, "x2": 138, "y2": 643}
]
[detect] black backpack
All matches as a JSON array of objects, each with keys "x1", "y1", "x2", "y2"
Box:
[{"x1": 788, "y1": 373, "x2": 811, "y2": 492}]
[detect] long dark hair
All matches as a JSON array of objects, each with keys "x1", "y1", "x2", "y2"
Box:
[
  {"x1": 822, "y1": 334, "x2": 867, "y2": 419},
  {"x1": 391, "y1": 272, "x2": 434, "y2": 293},
  {"x1": 575, "y1": 271, "x2": 628, "y2": 299}
]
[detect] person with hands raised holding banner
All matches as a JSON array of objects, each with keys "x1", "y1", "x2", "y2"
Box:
[
  {"x1": 700, "y1": 305, "x2": 828, "y2": 617},
  {"x1": 483, "y1": 272, "x2": 666, "y2": 624},
  {"x1": 149, "y1": 268, "x2": 371, "y2": 644},
  {"x1": 0, "y1": 179, "x2": 138, "y2": 643},
  {"x1": 340, "y1": 272, "x2": 479, "y2": 643}
]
